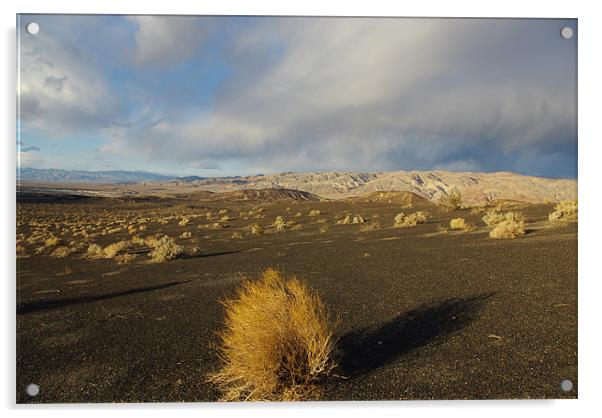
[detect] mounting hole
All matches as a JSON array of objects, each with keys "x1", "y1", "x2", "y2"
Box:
[
  {"x1": 25, "y1": 383, "x2": 39, "y2": 397},
  {"x1": 560, "y1": 26, "x2": 573, "y2": 40},
  {"x1": 560, "y1": 379, "x2": 573, "y2": 392},
  {"x1": 26, "y1": 22, "x2": 39, "y2": 35}
]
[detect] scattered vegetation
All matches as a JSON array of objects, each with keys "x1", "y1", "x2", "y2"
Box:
[
  {"x1": 208, "y1": 268, "x2": 336, "y2": 401},
  {"x1": 352, "y1": 215, "x2": 365, "y2": 224}
]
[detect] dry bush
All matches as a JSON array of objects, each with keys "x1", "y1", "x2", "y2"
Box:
[
  {"x1": 86, "y1": 244, "x2": 104, "y2": 258},
  {"x1": 482, "y1": 209, "x2": 505, "y2": 226},
  {"x1": 180, "y1": 231, "x2": 192, "y2": 239},
  {"x1": 232, "y1": 231, "x2": 244, "y2": 239},
  {"x1": 44, "y1": 236, "x2": 61, "y2": 248},
  {"x1": 336, "y1": 215, "x2": 351, "y2": 225},
  {"x1": 309, "y1": 209, "x2": 321, "y2": 217},
  {"x1": 51, "y1": 246, "x2": 72, "y2": 258},
  {"x1": 449, "y1": 218, "x2": 475, "y2": 231},
  {"x1": 352, "y1": 215, "x2": 365, "y2": 224},
  {"x1": 208, "y1": 269, "x2": 336, "y2": 401},
  {"x1": 294, "y1": 212, "x2": 302, "y2": 218},
  {"x1": 274, "y1": 216, "x2": 286, "y2": 231},
  {"x1": 319, "y1": 224, "x2": 329, "y2": 234},
  {"x1": 438, "y1": 190, "x2": 463, "y2": 209},
  {"x1": 549, "y1": 200, "x2": 578, "y2": 221},
  {"x1": 149, "y1": 236, "x2": 184, "y2": 263},
  {"x1": 489, "y1": 219, "x2": 525, "y2": 239},
  {"x1": 179, "y1": 217, "x2": 190, "y2": 226},
  {"x1": 249, "y1": 223, "x2": 264, "y2": 235},
  {"x1": 103, "y1": 241, "x2": 131, "y2": 258},
  {"x1": 394, "y1": 211, "x2": 427, "y2": 227},
  {"x1": 483, "y1": 210, "x2": 525, "y2": 226}
]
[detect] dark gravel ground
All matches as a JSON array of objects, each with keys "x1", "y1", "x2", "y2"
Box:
[{"x1": 16, "y1": 196, "x2": 577, "y2": 403}]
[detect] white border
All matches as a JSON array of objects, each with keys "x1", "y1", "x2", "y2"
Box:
[{"x1": 2, "y1": 1, "x2": 600, "y2": 417}]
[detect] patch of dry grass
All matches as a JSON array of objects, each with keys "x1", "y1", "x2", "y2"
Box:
[{"x1": 208, "y1": 268, "x2": 336, "y2": 401}]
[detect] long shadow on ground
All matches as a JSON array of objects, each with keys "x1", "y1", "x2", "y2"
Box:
[
  {"x1": 16, "y1": 281, "x2": 190, "y2": 315},
  {"x1": 336, "y1": 292, "x2": 495, "y2": 376}
]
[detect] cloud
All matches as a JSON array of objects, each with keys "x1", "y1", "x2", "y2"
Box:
[
  {"x1": 113, "y1": 18, "x2": 575, "y2": 177},
  {"x1": 18, "y1": 16, "x2": 125, "y2": 135},
  {"x1": 126, "y1": 16, "x2": 209, "y2": 67},
  {"x1": 19, "y1": 16, "x2": 577, "y2": 178}
]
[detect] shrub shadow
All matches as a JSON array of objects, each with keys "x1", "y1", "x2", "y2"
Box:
[
  {"x1": 17, "y1": 281, "x2": 190, "y2": 314},
  {"x1": 336, "y1": 292, "x2": 494, "y2": 376}
]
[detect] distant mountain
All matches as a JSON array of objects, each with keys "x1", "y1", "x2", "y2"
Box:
[
  {"x1": 18, "y1": 168, "x2": 176, "y2": 183},
  {"x1": 176, "y1": 170, "x2": 577, "y2": 205},
  {"x1": 17, "y1": 167, "x2": 578, "y2": 204}
]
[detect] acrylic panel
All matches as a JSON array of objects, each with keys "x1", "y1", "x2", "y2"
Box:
[{"x1": 16, "y1": 15, "x2": 577, "y2": 403}]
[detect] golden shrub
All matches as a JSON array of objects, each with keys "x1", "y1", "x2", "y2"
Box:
[
  {"x1": 449, "y1": 217, "x2": 475, "y2": 231},
  {"x1": 274, "y1": 216, "x2": 286, "y2": 231},
  {"x1": 489, "y1": 219, "x2": 526, "y2": 239},
  {"x1": 549, "y1": 200, "x2": 578, "y2": 221},
  {"x1": 394, "y1": 211, "x2": 427, "y2": 227},
  {"x1": 149, "y1": 236, "x2": 183, "y2": 263},
  {"x1": 103, "y1": 241, "x2": 131, "y2": 258},
  {"x1": 86, "y1": 243, "x2": 104, "y2": 258},
  {"x1": 208, "y1": 269, "x2": 336, "y2": 401}
]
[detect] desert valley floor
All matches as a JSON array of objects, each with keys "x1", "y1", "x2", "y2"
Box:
[{"x1": 16, "y1": 187, "x2": 577, "y2": 402}]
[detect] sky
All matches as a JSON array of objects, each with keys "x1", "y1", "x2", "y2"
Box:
[{"x1": 17, "y1": 15, "x2": 577, "y2": 178}]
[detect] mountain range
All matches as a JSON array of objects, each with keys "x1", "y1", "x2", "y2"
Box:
[{"x1": 18, "y1": 167, "x2": 577, "y2": 204}]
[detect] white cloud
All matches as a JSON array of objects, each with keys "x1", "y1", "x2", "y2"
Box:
[
  {"x1": 19, "y1": 23, "x2": 120, "y2": 135},
  {"x1": 121, "y1": 18, "x2": 576, "y2": 175}
]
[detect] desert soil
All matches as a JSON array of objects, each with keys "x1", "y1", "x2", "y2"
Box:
[{"x1": 16, "y1": 189, "x2": 577, "y2": 402}]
